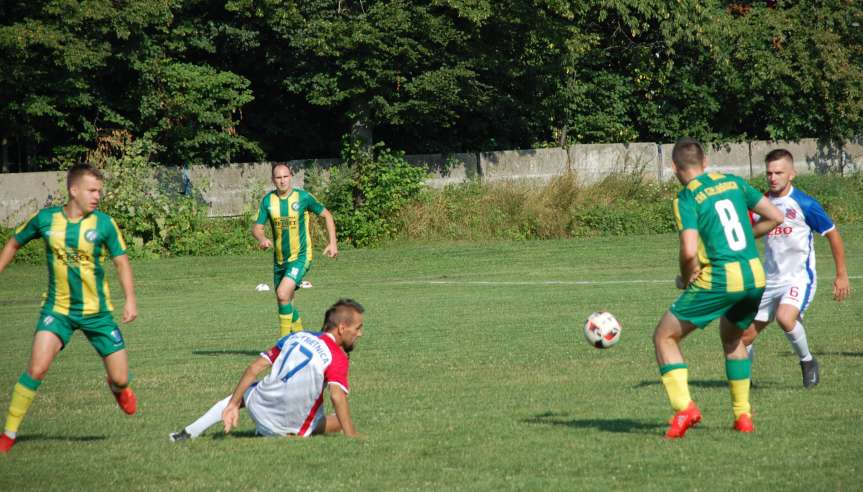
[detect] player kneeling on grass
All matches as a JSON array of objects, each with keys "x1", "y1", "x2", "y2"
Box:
[{"x1": 170, "y1": 299, "x2": 363, "y2": 441}]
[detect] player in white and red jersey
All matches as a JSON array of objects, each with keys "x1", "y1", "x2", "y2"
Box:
[
  {"x1": 170, "y1": 299, "x2": 363, "y2": 440},
  {"x1": 743, "y1": 149, "x2": 851, "y2": 388}
]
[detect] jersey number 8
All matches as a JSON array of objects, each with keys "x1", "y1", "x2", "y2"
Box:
[{"x1": 714, "y1": 199, "x2": 746, "y2": 251}]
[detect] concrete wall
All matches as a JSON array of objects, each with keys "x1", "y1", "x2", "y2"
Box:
[{"x1": 2, "y1": 138, "x2": 861, "y2": 224}]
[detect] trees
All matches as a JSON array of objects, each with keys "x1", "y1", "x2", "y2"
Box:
[{"x1": 1, "y1": 0, "x2": 861, "y2": 169}]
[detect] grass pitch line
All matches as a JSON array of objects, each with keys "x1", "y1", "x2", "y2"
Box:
[
  {"x1": 387, "y1": 279, "x2": 672, "y2": 286},
  {"x1": 386, "y1": 275, "x2": 863, "y2": 287}
]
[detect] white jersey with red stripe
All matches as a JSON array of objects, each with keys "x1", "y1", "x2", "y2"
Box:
[
  {"x1": 760, "y1": 186, "x2": 835, "y2": 289},
  {"x1": 244, "y1": 331, "x2": 349, "y2": 437}
]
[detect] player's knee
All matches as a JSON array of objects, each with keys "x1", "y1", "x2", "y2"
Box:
[
  {"x1": 26, "y1": 366, "x2": 49, "y2": 381},
  {"x1": 775, "y1": 313, "x2": 797, "y2": 332}
]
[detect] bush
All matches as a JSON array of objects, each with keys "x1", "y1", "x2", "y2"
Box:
[{"x1": 304, "y1": 137, "x2": 427, "y2": 247}]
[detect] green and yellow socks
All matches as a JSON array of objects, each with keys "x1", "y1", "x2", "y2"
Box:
[
  {"x1": 278, "y1": 304, "x2": 303, "y2": 337},
  {"x1": 4, "y1": 372, "x2": 41, "y2": 439},
  {"x1": 726, "y1": 358, "x2": 752, "y2": 418},
  {"x1": 660, "y1": 360, "x2": 752, "y2": 418},
  {"x1": 660, "y1": 364, "x2": 691, "y2": 411}
]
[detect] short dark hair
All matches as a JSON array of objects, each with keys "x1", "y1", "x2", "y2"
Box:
[
  {"x1": 765, "y1": 148, "x2": 794, "y2": 164},
  {"x1": 66, "y1": 164, "x2": 103, "y2": 191},
  {"x1": 323, "y1": 299, "x2": 365, "y2": 331},
  {"x1": 271, "y1": 162, "x2": 292, "y2": 177},
  {"x1": 671, "y1": 138, "x2": 705, "y2": 169}
]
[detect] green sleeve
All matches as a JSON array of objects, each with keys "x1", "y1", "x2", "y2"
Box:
[
  {"x1": 303, "y1": 191, "x2": 326, "y2": 215},
  {"x1": 102, "y1": 215, "x2": 127, "y2": 257},
  {"x1": 255, "y1": 194, "x2": 270, "y2": 225},
  {"x1": 673, "y1": 191, "x2": 698, "y2": 231},
  {"x1": 13, "y1": 211, "x2": 42, "y2": 245},
  {"x1": 739, "y1": 178, "x2": 765, "y2": 209}
]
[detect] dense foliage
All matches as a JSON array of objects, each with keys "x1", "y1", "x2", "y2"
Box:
[{"x1": 1, "y1": 1, "x2": 861, "y2": 169}]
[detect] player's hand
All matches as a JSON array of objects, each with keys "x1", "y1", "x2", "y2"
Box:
[
  {"x1": 258, "y1": 239, "x2": 273, "y2": 250},
  {"x1": 833, "y1": 274, "x2": 851, "y2": 302},
  {"x1": 675, "y1": 275, "x2": 687, "y2": 289},
  {"x1": 122, "y1": 299, "x2": 138, "y2": 323},
  {"x1": 323, "y1": 243, "x2": 338, "y2": 258},
  {"x1": 222, "y1": 405, "x2": 240, "y2": 433}
]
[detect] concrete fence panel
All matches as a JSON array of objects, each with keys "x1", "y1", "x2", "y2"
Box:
[
  {"x1": 750, "y1": 139, "x2": 819, "y2": 176},
  {"x1": 0, "y1": 171, "x2": 64, "y2": 226},
  {"x1": 569, "y1": 143, "x2": 658, "y2": 184},
  {"x1": 479, "y1": 148, "x2": 568, "y2": 183},
  {"x1": 661, "y1": 142, "x2": 751, "y2": 180},
  {"x1": 404, "y1": 153, "x2": 479, "y2": 188}
]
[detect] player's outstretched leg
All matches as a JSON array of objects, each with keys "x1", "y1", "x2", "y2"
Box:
[
  {"x1": 654, "y1": 312, "x2": 700, "y2": 439},
  {"x1": 721, "y1": 318, "x2": 754, "y2": 433},
  {"x1": 103, "y1": 350, "x2": 136, "y2": 415},
  {"x1": 0, "y1": 373, "x2": 42, "y2": 453},
  {"x1": 171, "y1": 395, "x2": 232, "y2": 442},
  {"x1": 726, "y1": 359, "x2": 754, "y2": 433}
]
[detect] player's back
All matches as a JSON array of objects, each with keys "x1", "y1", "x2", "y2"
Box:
[
  {"x1": 674, "y1": 172, "x2": 765, "y2": 292},
  {"x1": 245, "y1": 331, "x2": 338, "y2": 436}
]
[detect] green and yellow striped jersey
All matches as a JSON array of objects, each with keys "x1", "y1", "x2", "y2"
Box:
[
  {"x1": 14, "y1": 206, "x2": 127, "y2": 316},
  {"x1": 255, "y1": 189, "x2": 325, "y2": 265},
  {"x1": 673, "y1": 172, "x2": 766, "y2": 292}
]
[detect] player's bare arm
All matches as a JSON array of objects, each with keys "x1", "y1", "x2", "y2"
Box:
[
  {"x1": 251, "y1": 223, "x2": 272, "y2": 249},
  {"x1": 677, "y1": 229, "x2": 700, "y2": 288},
  {"x1": 112, "y1": 254, "x2": 138, "y2": 323},
  {"x1": 328, "y1": 384, "x2": 357, "y2": 437},
  {"x1": 750, "y1": 196, "x2": 784, "y2": 238},
  {"x1": 321, "y1": 209, "x2": 338, "y2": 258},
  {"x1": 222, "y1": 356, "x2": 270, "y2": 433},
  {"x1": 825, "y1": 229, "x2": 851, "y2": 301},
  {"x1": 0, "y1": 237, "x2": 22, "y2": 274}
]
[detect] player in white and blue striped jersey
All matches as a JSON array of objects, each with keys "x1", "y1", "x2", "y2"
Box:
[{"x1": 742, "y1": 149, "x2": 851, "y2": 388}]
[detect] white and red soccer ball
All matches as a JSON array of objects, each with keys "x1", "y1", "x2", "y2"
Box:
[{"x1": 583, "y1": 311, "x2": 622, "y2": 349}]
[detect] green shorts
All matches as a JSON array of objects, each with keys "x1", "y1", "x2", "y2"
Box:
[
  {"x1": 274, "y1": 258, "x2": 311, "y2": 288},
  {"x1": 670, "y1": 286, "x2": 764, "y2": 330},
  {"x1": 36, "y1": 309, "x2": 126, "y2": 358}
]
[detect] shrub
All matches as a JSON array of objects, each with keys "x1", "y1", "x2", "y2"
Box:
[{"x1": 305, "y1": 137, "x2": 427, "y2": 247}]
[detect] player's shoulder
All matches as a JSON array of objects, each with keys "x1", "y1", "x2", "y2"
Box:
[{"x1": 788, "y1": 187, "x2": 823, "y2": 209}]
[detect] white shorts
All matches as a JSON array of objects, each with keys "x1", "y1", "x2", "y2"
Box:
[
  {"x1": 243, "y1": 384, "x2": 323, "y2": 437},
  {"x1": 755, "y1": 276, "x2": 816, "y2": 323}
]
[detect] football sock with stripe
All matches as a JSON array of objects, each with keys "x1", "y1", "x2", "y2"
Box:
[
  {"x1": 659, "y1": 364, "x2": 691, "y2": 412},
  {"x1": 4, "y1": 372, "x2": 42, "y2": 439},
  {"x1": 785, "y1": 321, "x2": 812, "y2": 362},
  {"x1": 186, "y1": 395, "x2": 231, "y2": 438},
  {"x1": 291, "y1": 308, "x2": 303, "y2": 333},
  {"x1": 726, "y1": 358, "x2": 752, "y2": 418},
  {"x1": 278, "y1": 304, "x2": 294, "y2": 337}
]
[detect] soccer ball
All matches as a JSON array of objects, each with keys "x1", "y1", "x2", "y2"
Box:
[{"x1": 583, "y1": 311, "x2": 622, "y2": 349}]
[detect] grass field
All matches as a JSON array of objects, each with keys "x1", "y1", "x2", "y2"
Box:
[{"x1": 1, "y1": 227, "x2": 862, "y2": 491}]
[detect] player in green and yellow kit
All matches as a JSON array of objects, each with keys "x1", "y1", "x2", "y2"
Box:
[
  {"x1": 0, "y1": 164, "x2": 139, "y2": 453},
  {"x1": 252, "y1": 163, "x2": 338, "y2": 336},
  {"x1": 653, "y1": 138, "x2": 784, "y2": 439}
]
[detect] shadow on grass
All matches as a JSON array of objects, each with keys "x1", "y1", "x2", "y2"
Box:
[
  {"x1": 18, "y1": 434, "x2": 107, "y2": 443},
  {"x1": 211, "y1": 430, "x2": 259, "y2": 439},
  {"x1": 818, "y1": 351, "x2": 863, "y2": 358},
  {"x1": 633, "y1": 379, "x2": 729, "y2": 389},
  {"x1": 523, "y1": 412, "x2": 663, "y2": 434},
  {"x1": 192, "y1": 350, "x2": 261, "y2": 357}
]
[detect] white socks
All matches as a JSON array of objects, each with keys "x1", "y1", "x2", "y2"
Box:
[
  {"x1": 785, "y1": 321, "x2": 813, "y2": 362},
  {"x1": 185, "y1": 396, "x2": 231, "y2": 438}
]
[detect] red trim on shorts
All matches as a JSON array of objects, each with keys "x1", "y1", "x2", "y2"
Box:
[{"x1": 298, "y1": 394, "x2": 324, "y2": 436}]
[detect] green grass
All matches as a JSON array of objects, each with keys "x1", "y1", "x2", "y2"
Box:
[{"x1": 1, "y1": 227, "x2": 862, "y2": 490}]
